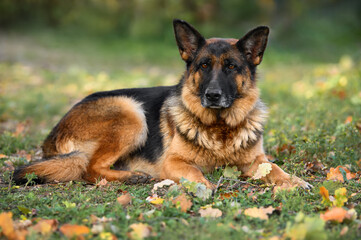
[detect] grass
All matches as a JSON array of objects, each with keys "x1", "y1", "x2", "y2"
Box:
[{"x1": 0, "y1": 30, "x2": 360, "y2": 239}]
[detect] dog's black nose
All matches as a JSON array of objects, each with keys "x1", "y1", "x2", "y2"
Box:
[{"x1": 205, "y1": 89, "x2": 222, "y2": 102}]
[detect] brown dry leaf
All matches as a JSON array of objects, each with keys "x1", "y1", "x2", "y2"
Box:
[
  {"x1": 219, "y1": 191, "x2": 238, "y2": 200},
  {"x1": 59, "y1": 224, "x2": 90, "y2": 238},
  {"x1": 320, "y1": 207, "x2": 348, "y2": 223},
  {"x1": 199, "y1": 207, "x2": 222, "y2": 218},
  {"x1": 305, "y1": 161, "x2": 325, "y2": 173},
  {"x1": 0, "y1": 154, "x2": 8, "y2": 159},
  {"x1": 31, "y1": 219, "x2": 58, "y2": 235},
  {"x1": 171, "y1": 193, "x2": 192, "y2": 213},
  {"x1": 96, "y1": 178, "x2": 109, "y2": 187},
  {"x1": 128, "y1": 223, "x2": 153, "y2": 240},
  {"x1": 117, "y1": 193, "x2": 132, "y2": 207},
  {"x1": 326, "y1": 166, "x2": 356, "y2": 182},
  {"x1": 244, "y1": 206, "x2": 275, "y2": 220}
]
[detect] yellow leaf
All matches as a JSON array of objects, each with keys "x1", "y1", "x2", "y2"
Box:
[
  {"x1": 0, "y1": 212, "x2": 17, "y2": 240},
  {"x1": 252, "y1": 163, "x2": 272, "y2": 180},
  {"x1": 31, "y1": 219, "x2": 58, "y2": 235},
  {"x1": 333, "y1": 187, "x2": 348, "y2": 207},
  {"x1": 128, "y1": 223, "x2": 153, "y2": 240},
  {"x1": 244, "y1": 206, "x2": 275, "y2": 220},
  {"x1": 59, "y1": 224, "x2": 90, "y2": 238},
  {"x1": 199, "y1": 207, "x2": 222, "y2": 218},
  {"x1": 146, "y1": 196, "x2": 164, "y2": 205}
]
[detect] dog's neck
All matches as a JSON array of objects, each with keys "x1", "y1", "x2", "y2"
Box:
[{"x1": 164, "y1": 94, "x2": 267, "y2": 150}]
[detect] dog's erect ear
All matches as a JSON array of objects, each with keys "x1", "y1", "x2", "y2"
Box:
[
  {"x1": 237, "y1": 26, "x2": 269, "y2": 66},
  {"x1": 173, "y1": 19, "x2": 206, "y2": 62}
]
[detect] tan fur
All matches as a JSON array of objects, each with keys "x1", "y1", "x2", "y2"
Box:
[
  {"x1": 127, "y1": 157, "x2": 163, "y2": 178},
  {"x1": 17, "y1": 96, "x2": 151, "y2": 183}
]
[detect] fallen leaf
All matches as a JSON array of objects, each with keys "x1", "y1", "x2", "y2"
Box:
[
  {"x1": 344, "y1": 116, "x2": 352, "y2": 124},
  {"x1": 219, "y1": 191, "x2": 238, "y2": 200},
  {"x1": 276, "y1": 144, "x2": 296, "y2": 155},
  {"x1": 0, "y1": 154, "x2": 8, "y2": 159},
  {"x1": 305, "y1": 161, "x2": 325, "y2": 173},
  {"x1": 180, "y1": 178, "x2": 212, "y2": 200},
  {"x1": 152, "y1": 179, "x2": 175, "y2": 193},
  {"x1": 340, "y1": 226, "x2": 348, "y2": 236},
  {"x1": 319, "y1": 186, "x2": 332, "y2": 206},
  {"x1": 17, "y1": 206, "x2": 31, "y2": 215},
  {"x1": 91, "y1": 224, "x2": 104, "y2": 234},
  {"x1": 171, "y1": 193, "x2": 192, "y2": 212},
  {"x1": 99, "y1": 232, "x2": 117, "y2": 240},
  {"x1": 326, "y1": 166, "x2": 356, "y2": 182},
  {"x1": 252, "y1": 163, "x2": 272, "y2": 180},
  {"x1": 320, "y1": 207, "x2": 348, "y2": 223},
  {"x1": 117, "y1": 193, "x2": 132, "y2": 207},
  {"x1": 223, "y1": 166, "x2": 242, "y2": 179},
  {"x1": 286, "y1": 212, "x2": 326, "y2": 240},
  {"x1": 333, "y1": 187, "x2": 348, "y2": 207},
  {"x1": 128, "y1": 223, "x2": 153, "y2": 240},
  {"x1": 0, "y1": 212, "x2": 18, "y2": 240},
  {"x1": 199, "y1": 207, "x2": 222, "y2": 218},
  {"x1": 146, "y1": 195, "x2": 164, "y2": 205},
  {"x1": 59, "y1": 224, "x2": 90, "y2": 238},
  {"x1": 90, "y1": 215, "x2": 113, "y2": 224},
  {"x1": 31, "y1": 219, "x2": 58, "y2": 235},
  {"x1": 244, "y1": 206, "x2": 275, "y2": 220},
  {"x1": 13, "y1": 123, "x2": 26, "y2": 137},
  {"x1": 96, "y1": 178, "x2": 109, "y2": 187}
]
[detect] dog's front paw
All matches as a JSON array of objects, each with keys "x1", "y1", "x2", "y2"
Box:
[
  {"x1": 125, "y1": 171, "x2": 152, "y2": 184},
  {"x1": 288, "y1": 176, "x2": 313, "y2": 189},
  {"x1": 274, "y1": 175, "x2": 313, "y2": 191}
]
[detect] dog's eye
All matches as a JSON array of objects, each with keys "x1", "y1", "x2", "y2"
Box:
[
  {"x1": 201, "y1": 63, "x2": 208, "y2": 69},
  {"x1": 228, "y1": 64, "x2": 235, "y2": 70}
]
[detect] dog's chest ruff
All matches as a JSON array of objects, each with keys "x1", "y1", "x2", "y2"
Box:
[{"x1": 163, "y1": 96, "x2": 267, "y2": 152}]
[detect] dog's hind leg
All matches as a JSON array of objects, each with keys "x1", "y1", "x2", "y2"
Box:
[{"x1": 80, "y1": 97, "x2": 151, "y2": 184}]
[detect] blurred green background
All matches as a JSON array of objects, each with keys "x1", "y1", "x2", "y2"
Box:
[
  {"x1": 0, "y1": 0, "x2": 360, "y2": 159},
  {"x1": 1, "y1": 0, "x2": 360, "y2": 59}
]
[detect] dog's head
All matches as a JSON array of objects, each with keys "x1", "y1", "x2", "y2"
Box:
[{"x1": 173, "y1": 19, "x2": 269, "y2": 126}]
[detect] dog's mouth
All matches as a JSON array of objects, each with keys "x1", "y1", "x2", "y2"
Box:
[
  {"x1": 208, "y1": 105, "x2": 222, "y2": 109},
  {"x1": 201, "y1": 97, "x2": 233, "y2": 109}
]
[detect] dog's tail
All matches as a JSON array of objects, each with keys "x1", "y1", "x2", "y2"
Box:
[{"x1": 13, "y1": 151, "x2": 88, "y2": 184}]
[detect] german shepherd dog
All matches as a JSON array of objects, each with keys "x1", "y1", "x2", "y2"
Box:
[{"x1": 14, "y1": 19, "x2": 311, "y2": 189}]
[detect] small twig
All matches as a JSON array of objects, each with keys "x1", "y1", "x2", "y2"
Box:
[
  {"x1": 8, "y1": 172, "x2": 13, "y2": 192},
  {"x1": 212, "y1": 176, "x2": 224, "y2": 196}
]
